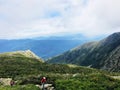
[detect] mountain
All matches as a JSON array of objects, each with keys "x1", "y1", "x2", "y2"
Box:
[
  {"x1": 0, "y1": 34, "x2": 105, "y2": 60},
  {"x1": 0, "y1": 50, "x2": 102, "y2": 78},
  {"x1": 47, "y1": 32, "x2": 120, "y2": 72},
  {"x1": 0, "y1": 51, "x2": 120, "y2": 90},
  {"x1": 0, "y1": 50, "x2": 95, "y2": 77},
  {"x1": 0, "y1": 35, "x2": 90, "y2": 59}
]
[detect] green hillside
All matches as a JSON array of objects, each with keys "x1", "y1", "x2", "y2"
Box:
[
  {"x1": 0, "y1": 51, "x2": 99, "y2": 78},
  {"x1": 47, "y1": 32, "x2": 120, "y2": 72},
  {"x1": 0, "y1": 51, "x2": 120, "y2": 90}
]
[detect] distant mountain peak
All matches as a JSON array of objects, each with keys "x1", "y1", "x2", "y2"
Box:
[
  {"x1": 99, "y1": 32, "x2": 120, "y2": 46},
  {"x1": 106, "y1": 32, "x2": 120, "y2": 40}
]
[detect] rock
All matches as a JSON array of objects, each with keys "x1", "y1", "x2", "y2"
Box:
[
  {"x1": 36, "y1": 84, "x2": 54, "y2": 90},
  {"x1": 0, "y1": 78, "x2": 12, "y2": 86}
]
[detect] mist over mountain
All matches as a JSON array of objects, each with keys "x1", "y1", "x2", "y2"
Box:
[
  {"x1": 0, "y1": 35, "x2": 95, "y2": 59},
  {"x1": 47, "y1": 32, "x2": 120, "y2": 72}
]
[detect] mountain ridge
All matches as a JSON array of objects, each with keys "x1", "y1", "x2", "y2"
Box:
[
  {"x1": 0, "y1": 46, "x2": 120, "y2": 90},
  {"x1": 0, "y1": 34, "x2": 105, "y2": 59},
  {"x1": 0, "y1": 50, "x2": 43, "y2": 62},
  {"x1": 47, "y1": 32, "x2": 120, "y2": 72},
  {"x1": 0, "y1": 39, "x2": 86, "y2": 59}
]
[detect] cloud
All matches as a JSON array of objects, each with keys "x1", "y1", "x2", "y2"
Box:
[
  {"x1": 64, "y1": 0, "x2": 120, "y2": 37},
  {"x1": 0, "y1": 0, "x2": 120, "y2": 39}
]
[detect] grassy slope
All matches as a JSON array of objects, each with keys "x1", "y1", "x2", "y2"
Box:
[
  {"x1": 0, "y1": 84, "x2": 40, "y2": 90},
  {"x1": 0, "y1": 53, "x2": 120, "y2": 90}
]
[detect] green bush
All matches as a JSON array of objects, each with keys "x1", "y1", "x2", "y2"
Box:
[{"x1": 55, "y1": 74, "x2": 120, "y2": 90}]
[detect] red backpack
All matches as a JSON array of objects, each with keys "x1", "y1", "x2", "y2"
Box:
[{"x1": 41, "y1": 77, "x2": 46, "y2": 83}]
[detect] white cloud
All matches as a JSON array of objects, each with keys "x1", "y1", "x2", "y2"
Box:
[{"x1": 0, "y1": 0, "x2": 120, "y2": 39}]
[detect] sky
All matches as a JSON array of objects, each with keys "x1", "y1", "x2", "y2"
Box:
[{"x1": 0, "y1": 0, "x2": 120, "y2": 39}]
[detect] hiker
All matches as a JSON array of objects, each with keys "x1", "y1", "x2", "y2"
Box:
[
  {"x1": 10, "y1": 80, "x2": 15, "y2": 86},
  {"x1": 41, "y1": 77, "x2": 47, "y2": 90}
]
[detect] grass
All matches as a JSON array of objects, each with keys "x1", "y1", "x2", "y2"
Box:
[
  {"x1": 0, "y1": 53, "x2": 120, "y2": 90},
  {"x1": 0, "y1": 84, "x2": 40, "y2": 90}
]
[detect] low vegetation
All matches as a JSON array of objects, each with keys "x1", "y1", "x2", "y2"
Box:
[
  {"x1": 0, "y1": 84, "x2": 40, "y2": 90},
  {"x1": 0, "y1": 52, "x2": 120, "y2": 90}
]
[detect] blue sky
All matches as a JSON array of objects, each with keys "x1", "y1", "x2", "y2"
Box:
[{"x1": 0, "y1": 0, "x2": 120, "y2": 39}]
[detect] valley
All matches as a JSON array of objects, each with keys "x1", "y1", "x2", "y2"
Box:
[{"x1": 0, "y1": 32, "x2": 120, "y2": 90}]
